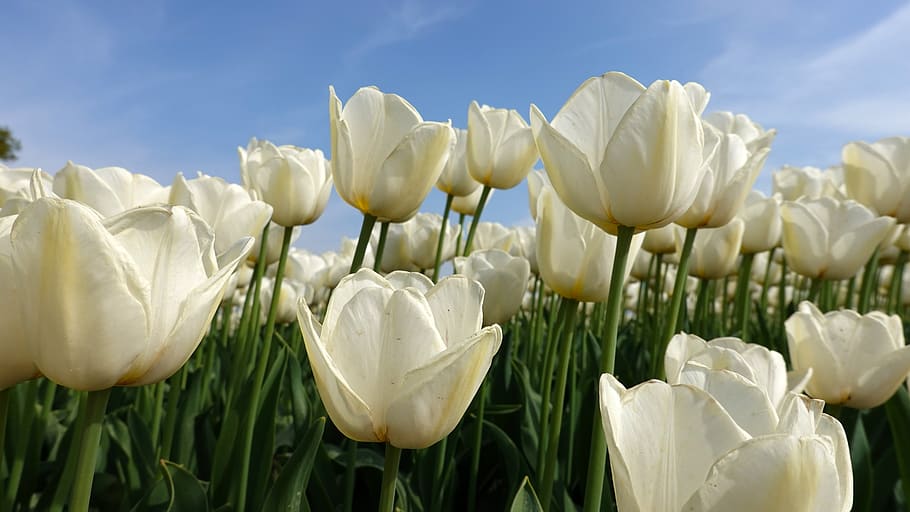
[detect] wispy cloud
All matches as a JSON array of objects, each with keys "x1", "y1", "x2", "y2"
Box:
[{"x1": 346, "y1": 0, "x2": 468, "y2": 60}]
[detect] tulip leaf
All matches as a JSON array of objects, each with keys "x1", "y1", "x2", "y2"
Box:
[
  {"x1": 852, "y1": 412, "x2": 874, "y2": 512},
  {"x1": 510, "y1": 477, "x2": 543, "y2": 512},
  {"x1": 260, "y1": 417, "x2": 325, "y2": 512},
  {"x1": 162, "y1": 460, "x2": 210, "y2": 512},
  {"x1": 287, "y1": 355, "x2": 310, "y2": 434},
  {"x1": 247, "y1": 347, "x2": 289, "y2": 509}
]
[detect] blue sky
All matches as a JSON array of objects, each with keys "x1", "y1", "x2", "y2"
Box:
[{"x1": 2, "y1": 0, "x2": 908, "y2": 252}]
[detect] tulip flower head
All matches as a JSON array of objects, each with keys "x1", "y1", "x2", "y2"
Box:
[
  {"x1": 786, "y1": 301, "x2": 910, "y2": 409},
  {"x1": 296, "y1": 269, "x2": 501, "y2": 449},
  {"x1": 842, "y1": 136, "x2": 910, "y2": 221},
  {"x1": 454, "y1": 249, "x2": 530, "y2": 326},
  {"x1": 10, "y1": 198, "x2": 253, "y2": 391},
  {"x1": 466, "y1": 101, "x2": 538, "y2": 190},
  {"x1": 531, "y1": 72, "x2": 712, "y2": 235},
  {"x1": 329, "y1": 86, "x2": 455, "y2": 222}
]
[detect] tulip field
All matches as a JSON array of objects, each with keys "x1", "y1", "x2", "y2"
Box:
[{"x1": 3, "y1": 72, "x2": 910, "y2": 512}]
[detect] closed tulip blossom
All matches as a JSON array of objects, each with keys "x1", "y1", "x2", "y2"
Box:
[
  {"x1": 454, "y1": 249, "x2": 530, "y2": 326},
  {"x1": 169, "y1": 172, "x2": 274, "y2": 258},
  {"x1": 372, "y1": 212, "x2": 461, "y2": 272},
  {"x1": 684, "y1": 219, "x2": 745, "y2": 280},
  {"x1": 329, "y1": 86, "x2": 454, "y2": 222},
  {"x1": 238, "y1": 138, "x2": 333, "y2": 227},
  {"x1": 531, "y1": 72, "x2": 712, "y2": 235},
  {"x1": 53, "y1": 161, "x2": 170, "y2": 217},
  {"x1": 642, "y1": 223, "x2": 677, "y2": 255},
  {"x1": 437, "y1": 128, "x2": 482, "y2": 198},
  {"x1": 786, "y1": 301, "x2": 910, "y2": 408},
  {"x1": 600, "y1": 373, "x2": 852, "y2": 512},
  {"x1": 675, "y1": 120, "x2": 771, "y2": 229},
  {"x1": 296, "y1": 269, "x2": 502, "y2": 449},
  {"x1": 469, "y1": 221, "x2": 516, "y2": 253},
  {"x1": 842, "y1": 136, "x2": 910, "y2": 221},
  {"x1": 736, "y1": 190, "x2": 782, "y2": 254},
  {"x1": 0, "y1": 215, "x2": 38, "y2": 389},
  {"x1": 780, "y1": 197, "x2": 894, "y2": 280},
  {"x1": 536, "y1": 186, "x2": 643, "y2": 302},
  {"x1": 10, "y1": 198, "x2": 253, "y2": 390},
  {"x1": 466, "y1": 102, "x2": 538, "y2": 190},
  {"x1": 772, "y1": 165, "x2": 845, "y2": 201}
]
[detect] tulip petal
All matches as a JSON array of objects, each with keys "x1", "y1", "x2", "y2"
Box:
[
  {"x1": 599, "y1": 375, "x2": 748, "y2": 512},
  {"x1": 385, "y1": 324, "x2": 501, "y2": 449},
  {"x1": 425, "y1": 275, "x2": 484, "y2": 347},
  {"x1": 53, "y1": 162, "x2": 124, "y2": 216},
  {"x1": 322, "y1": 269, "x2": 394, "y2": 342},
  {"x1": 0, "y1": 216, "x2": 38, "y2": 389},
  {"x1": 297, "y1": 300, "x2": 376, "y2": 442},
  {"x1": 601, "y1": 80, "x2": 704, "y2": 229},
  {"x1": 11, "y1": 198, "x2": 150, "y2": 391},
  {"x1": 677, "y1": 365, "x2": 779, "y2": 437},
  {"x1": 780, "y1": 201, "x2": 829, "y2": 279},
  {"x1": 369, "y1": 122, "x2": 454, "y2": 221},
  {"x1": 128, "y1": 236, "x2": 253, "y2": 385},
  {"x1": 683, "y1": 435, "x2": 843, "y2": 512}
]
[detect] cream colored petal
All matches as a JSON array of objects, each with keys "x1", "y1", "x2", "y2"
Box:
[
  {"x1": 11, "y1": 198, "x2": 150, "y2": 391},
  {"x1": 826, "y1": 205, "x2": 894, "y2": 280},
  {"x1": 466, "y1": 101, "x2": 494, "y2": 184},
  {"x1": 850, "y1": 344, "x2": 910, "y2": 408},
  {"x1": 531, "y1": 105, "x2": 610, "y2": 229},
  {"x1": 385, "y1": 270, "x2": 434, "y2": 292},
  {"x1": 781, "y1": 201, "x2": 828, "y2": 279},
  {"x1": 550, "y1": 72, "x2": 646, "y2": 168},
  {"x1": 601, "y1": 80, "x2": 704, "y2": 229},
  {"x1": 52, "y1": 162, "x2": 124, "y2": 216},
  {"x1": 843, "y1": 141, "x2": 900, "y2": 216},
  {"x1": 127, "y1": 236, "x2": 253, "y2": 385},
  {"x1": 0, "y1": 216, "x2": 37, "y2": 389},
  {"x1": 599, "y1": 375, "x2": 749, "y2": 512},
  {"x1": 677, "y1": 366, "x2": 779, "y2": 437},
  {"x1": 322, "y1": 269, "x2": 393, "y2": 342},
  {"x1": 297, "y1": 299, "x2": 377, "y2": 442},
  {"x1": 816, "y1": 413, "x2": 854, "y2": 512},
  {"x1": 425, "y1": 275, "x2": 484, "y2": 347},
  {"x1": 385, "y1": 324, "x2": 501, "y2": 449},
  {"x1": 683, "y1": 435, "x2": 843, "y2": 512},
  {"x1": 786, "y1": 304, "x2": 849, "y2": 404},
  {"x1": 489, "y1": 127, "x2": 537, "y2": 189},
  {"x1": 368, "y1": 122, "x2": 454, "y2": 222}
]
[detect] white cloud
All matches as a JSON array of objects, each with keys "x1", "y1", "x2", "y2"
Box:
[{"x1": 346, "y1": 0, "x2": 468, "y2": 59}]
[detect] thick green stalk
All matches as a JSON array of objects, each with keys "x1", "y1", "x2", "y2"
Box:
[
  {"x1": 777, "y1": 257, "x2": 788, "y2": 341},
  {"x1": 461, "y1": 185, "x2": 492, "y2": 256},
  {"x1": 0, "y1": 388, "x2": 8, "y2": 472},
  {"x1": 149, "y1": 382, "x2": 166, "y2": 444},
  {"x1": 378, "y1": 444, "x2": 403, "y2": 512},
  {"x1": 652, "y1": 253, "x2": 664, "y2": 321},
  {"x1": 653, "y1": 227, "x2": 697, "y2": 379},
  {"x1": 4, "y1": 381, "x2": 37, "y2": 509},
  {"x1": 759, "y1": 248, "x2": 775, "y2": 311},
  {"x1": 343, "y1": 439, "x2": 357, "y2": 512},
  {"x1": 540, "y1": 299, "x2": 580, "y2": 510},
  {"x1": 201, "y1": 305, "x2": 231, "y2": 407},
  {"x1": 160, "y1": 368, "x2": 184, "y2": 460},
  {"x1": 351, "y1": 214, "x2": 378, "y2": 273},
  {"x1": 69, "y1": 388, "x2": 111, "y2": 512},
  {"x1": 49, "y1": 393, "x2": 87, "y2": 512},
  {"x1": 235, "y1": 225, "x2": 294, "y2": 512},
  {"x1": 467, "y1": 380, "x2": 489, "y2": 512},
  {"x1": 536, "y1": 299, "x2": 565, "y2": 476},
  {"x1": 454, "y1": 213, "x2": 466, "y2": 256},
  {"x1": 889, "y1": 250, "x2": 908, "y2": 314},
  {"x1": 807, "y1": 278, "x2": 823, "y2": 304},
  {"x1": 693, "y1": 278, "x2": 711, "y2": 334},
  {"x1": 372, "y1": 221, "x2": 390, "y2": 272},
  {"x1": 734, "y1": 252, "x2": 755, "y2": 339},
  {"x1": 583, "y1": 225, "x2": 635, "y2": 512},
  {"x1": 432, "y1": 194, "x2": 454, "y2": 282},
  {"x1": 857, "y1": 247, "x2": 880, "y2": 314}
]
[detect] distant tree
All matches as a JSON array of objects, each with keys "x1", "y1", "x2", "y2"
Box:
[{"x1": 0, "y1": 126, "x2": 22, "y2": 161}]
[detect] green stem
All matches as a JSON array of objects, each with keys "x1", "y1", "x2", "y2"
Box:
[
  {"x1": 149, "y1": 382, "x2": 166, "y2": 444},
  {"x1": 890, "y1": 251, "x2": 908, "y2": 314},
  {"x1": 372, "y1": 221, "x2": 390, "y2": 272},
  {"x1": 235, "y1": 225, "x2": 294, "y2": 512},
  {"x1": 778, "y1": 257, "x2": 788, "y2": 342},
  {"x1": 734, "y1": 253, "x2": 755, "y2": 339},
  {"x1": 4, "y1": 381, "x2": 38, "y2": 509},
  {"x1": 857, "y1": 247, "x2": 880, "y2": 314},
  {"x1": 759, "y1": 248, "x2": 775, "y2": 311},
  {"x1": 201, "y1": 305, "x2": 231, "y2": 406},
  {"x1": 378, "y1": 444, "x2": 403, "y2": 512},
  {"x1": 540, "y1": 299, "x2": 580, "y2": 510},
  {"x1": 160, "y1": 368, "x2": 184, "y2": 460},
  {"x1": 652, "y1": 253, "x2": 664, "y2": 321},
  {"x1": 467, "y1": 380, "x2": 488, "y2": 512},
  {"x1": 69, "y1": 388, "x2": 111, "y2": 512},
  {"x1": 49, "y1": 393, "x2": 87, "y2": 512},
  {"x1": 582, "y1": 225, "x2": 635, "y2": 512},
  {"x1": 653, "y1": 227, "x2": 697, "y2": 379},
  {"x1": 461, "y1": 185, "x2": 492, "y2": 256},
  {"x1": 807, "y1": 278, "x2": 823, "y2": 304},
  {"x1": 693, "y1": 278, "x2": 711, "y2": 335},
  {"x1": 454, "y1": 213, "x2": 465, "y2": 256},
  {"x1": 343, "y1": 439, "x2": 357, "y2": 512},
  {"x1": 351, "y1": 214, "x2": 378, "y2": 273},
  {"x1": 0, "y1": 388, "x2": 8, "y2": 472},
  {"x1": 844, "y1": 275, "x2": 856, "y2": 310},
  {"x1": 432, "y1": 194, "x2": 454, "y2": 282},
  {"x1": 536, "y1": 299, "x2": 565, "y2": 476}
]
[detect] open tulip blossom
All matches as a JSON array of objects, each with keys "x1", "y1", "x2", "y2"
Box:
[{"x1": 296, "y1": 268, "x2": 502, "y2": 449}]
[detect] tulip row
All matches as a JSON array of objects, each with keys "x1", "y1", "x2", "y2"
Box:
[{"x1": 1, "y1": 70, "x2": 909, "y2": 512}]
